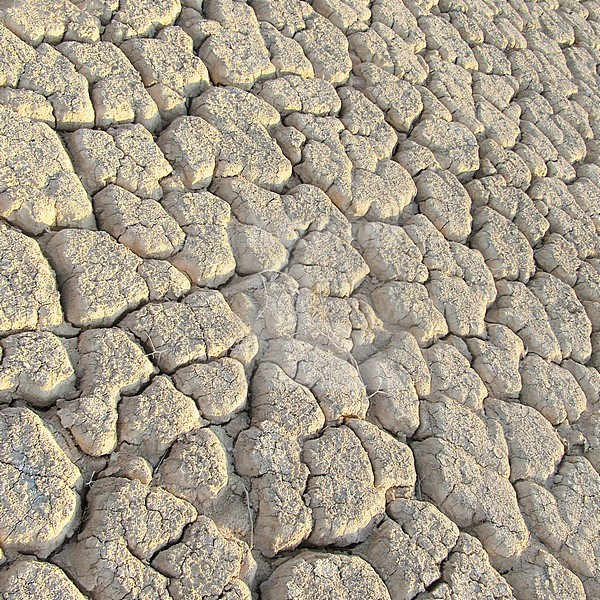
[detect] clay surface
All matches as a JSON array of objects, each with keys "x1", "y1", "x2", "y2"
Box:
[{"x1": 0, "y1": 0, "x2": 598, "y2": 598}]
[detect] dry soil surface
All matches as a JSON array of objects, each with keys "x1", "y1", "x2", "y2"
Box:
[{"x1": 0, "y1": 0, "x2": 599, "y2": 598}]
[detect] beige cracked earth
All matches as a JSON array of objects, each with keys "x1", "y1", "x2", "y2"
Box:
[{"x1": 0, "y1": 0, "x2": 598, "y2": 598}]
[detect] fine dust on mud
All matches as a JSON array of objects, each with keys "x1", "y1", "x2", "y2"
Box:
[{"x1": 0, "y1": 0, "x2": 598, "y2": 598}]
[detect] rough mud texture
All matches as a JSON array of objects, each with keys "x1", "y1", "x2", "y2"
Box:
[{"x1": 0, "y1": 0, "x2": 598, "y2": 598}]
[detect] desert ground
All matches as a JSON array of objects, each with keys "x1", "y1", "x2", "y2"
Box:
[{"x1": 0, "y1": 0, "x2": 598, "y2": 598}]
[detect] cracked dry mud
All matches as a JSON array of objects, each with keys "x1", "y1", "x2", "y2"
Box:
[{"x1": 0, "y1": 0, "x2": 598, "y2": 599}]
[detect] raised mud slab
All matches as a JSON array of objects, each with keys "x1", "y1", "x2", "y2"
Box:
[{"x1": 0, "y1": 0, "x2": 598, "y2": 598}]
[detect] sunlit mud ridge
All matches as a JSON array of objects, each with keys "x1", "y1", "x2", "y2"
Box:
[{"x1": 0, "y1": 0, "x2": 598, "y2": 598}]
